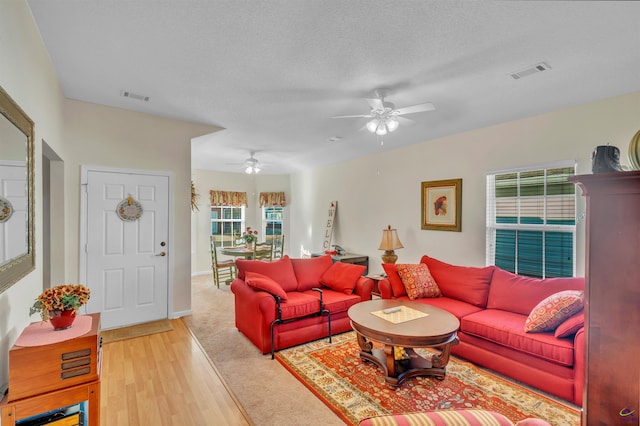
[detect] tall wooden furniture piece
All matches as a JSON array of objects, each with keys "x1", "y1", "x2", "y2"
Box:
[
  {"x1": 210, "y1": 236, "x2": 236, "y2": 287},
  {"x1": 0, "y1": 313, "x2": 102, "y2": 425},
  {"x1": 570, "y1": 171, "x2": 640, "y2": 425}
]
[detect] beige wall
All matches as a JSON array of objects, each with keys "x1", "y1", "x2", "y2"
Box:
[
  {"x1": 288, "y1": 91, "x2": 640, "y2": 276},
  {"x1": 63, "y1": 99, "x2": 219, "y2": 315},
  {"x1": 0, "y1": 0, "x2": 65, "y2": 392}
]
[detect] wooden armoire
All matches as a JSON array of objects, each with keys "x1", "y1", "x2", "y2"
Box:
[{"x1": 570, "y1": 171, "x2": 640, "y2": 425}]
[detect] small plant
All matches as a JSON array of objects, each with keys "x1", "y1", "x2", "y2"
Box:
[
  {"x1": 29, "y1": 284, "x2": 91, "y2": 321},
  {"x1": 240, "y1": 227, "x2": 258, "y2": 245}
]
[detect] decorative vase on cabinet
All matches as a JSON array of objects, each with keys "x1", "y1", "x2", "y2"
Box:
[{"x1": 48, "y1": 309, "x2": 76, "y2": 330}]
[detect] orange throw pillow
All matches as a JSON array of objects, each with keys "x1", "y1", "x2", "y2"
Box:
[
  {"x1": 244, "y1": 271, "x2": 288, "y2": 300},
  {"x1": 396, "y1": 263, "x2": 441, "y2": 300},
  {"x1": 320, "y1": 261, "x2": 365, "y2": 294},
  {"x1": 381, "y1": 263, "x2": 407, "y2": 297},
  {"x1": 525, "y1": 290, "x2": 584, "y2": 333}
]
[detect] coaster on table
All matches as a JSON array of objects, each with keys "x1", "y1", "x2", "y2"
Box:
[{"x1": 371, "y1": 306, "x2": 429, "y2": 324}]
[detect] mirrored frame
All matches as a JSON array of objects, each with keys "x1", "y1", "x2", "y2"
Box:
[{"x1": 0, "y1": 84, "x2": 35, "y2": 293}]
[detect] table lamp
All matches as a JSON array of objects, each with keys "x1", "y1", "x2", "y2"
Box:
[{"x1": 378, "y1": 225, "x2": 404, "y2": 264}]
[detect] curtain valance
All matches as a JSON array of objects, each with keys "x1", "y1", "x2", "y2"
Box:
[
  {"x1": 259, "y1": 191, "x2": 287, "y2": 207},
  {"x1": 209, "y1": 190, "x2": 248, "y2": 207}
]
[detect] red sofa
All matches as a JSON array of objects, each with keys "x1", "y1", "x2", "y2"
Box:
[
  {"x1": 379, "y1": 255, "x2": 585, "y2": 406},
  {"x1": 231, "y1": 255, "x2": 373, "y2": 356}
]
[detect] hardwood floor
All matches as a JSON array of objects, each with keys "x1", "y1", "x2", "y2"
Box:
[{"x1": 100, "y1": 318, "x2": 252, "y2": 425}]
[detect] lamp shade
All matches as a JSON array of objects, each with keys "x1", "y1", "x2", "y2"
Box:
[{"x1": 378, "y1": 225, "x2": 403, "y2": 251}]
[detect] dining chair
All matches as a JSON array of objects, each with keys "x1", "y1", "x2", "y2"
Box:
[
  {"x1": 271, "y1": 234, "x2": 284, "y2": 259},
  {"x1": 210, "y1": 236, "x2": 236, "y2": 288},
  {"x1": 252, "y1": 241, "x2": 273, "y2": 262}
]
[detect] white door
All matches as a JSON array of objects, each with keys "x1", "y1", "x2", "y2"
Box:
[
  {"x1": 84, "y1": 169, "x2": 169, "y2": 329},
  {"x1": 0, "y1": 162, "x2": 27, "y2": 264}
]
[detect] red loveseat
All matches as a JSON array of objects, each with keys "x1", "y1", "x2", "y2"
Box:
[
  {"x1": 230, "y1": 255, "x2": 373, "y2": 357},
  {"x1": 379, "y1": 255, "x2": 585, "y2": 406}
]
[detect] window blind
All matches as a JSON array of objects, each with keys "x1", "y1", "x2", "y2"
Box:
[{"x1": 486, "y1": 163, "x2": 576, "y2": 278}]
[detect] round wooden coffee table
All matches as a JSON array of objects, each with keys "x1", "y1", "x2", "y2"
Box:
[{"x1": 348, "y1": 299, "x2": 460, "y2": 387}]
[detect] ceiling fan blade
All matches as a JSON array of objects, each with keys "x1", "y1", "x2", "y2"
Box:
[
  {"x1": 332, "y1": 114, "x2": 374, "y2": 119},
  {"x1": 366, "y1": 97, "x2": 385, "y2": 111},
  {"x1": 397, "y1": 116, "x2": 414, "y2": 126},
  {"x1": 394, "y1": 102, "x2": 435, "y2": 116}
]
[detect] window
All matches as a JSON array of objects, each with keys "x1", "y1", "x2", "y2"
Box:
[
  {"x1": 486, "y1": 162, "x2": 576, "y2": 278},
  {"x1": 262, "y1": 206, "x2": 283, "y2": 243},
  {"x1": 211, "y1": 206, "x2": 244, "y2": 247}
]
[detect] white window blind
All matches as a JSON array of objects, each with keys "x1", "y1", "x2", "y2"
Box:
[{"x1": 486, "y1": 162, "x2": 577, "y2": 278}]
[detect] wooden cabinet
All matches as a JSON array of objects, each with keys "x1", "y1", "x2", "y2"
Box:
[
  {"x1": 570, "y1": 171, "x2": 640, "y2": 425},
  {"x1": 312, "y1": 252, "x2": 369, "y2": 275},
  {"x1": 0, "y1": 313, "x2": 101, "y2": 425},
  {"x1": 1, "y1": 380, "x2": 100, "y2": 426}
]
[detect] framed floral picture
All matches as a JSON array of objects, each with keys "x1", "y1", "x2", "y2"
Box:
[{"x1": 421, "y1": 178, "x2": 462, "y2": 232}]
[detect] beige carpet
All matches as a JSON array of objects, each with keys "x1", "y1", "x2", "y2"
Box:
[
  {"x1": 184, "y1": 275, "x2": 344, "y2": 426},
  {"x1": 101, "y1": 318, "x2": 173, "y2": 343}
]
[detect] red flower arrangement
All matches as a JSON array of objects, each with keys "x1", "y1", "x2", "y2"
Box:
[
  {"x1": 29, "y1": 284, "x2": 91, "y2": 321},
  {"x1": 240, "y1": 227, "x2": 258, "y2": 244}
]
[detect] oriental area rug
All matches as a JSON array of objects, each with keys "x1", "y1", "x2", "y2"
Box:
[{"x1": 275, "y1": 332, "x2": 580, "y2": 426}]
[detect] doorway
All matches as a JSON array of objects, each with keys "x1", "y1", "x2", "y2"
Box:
[
  {"x1": 80, "y1": 166, "x2": 171, "y2": 329},
  {"x1": 42, "y1": 141, "x2": 65, "y2": 290}
]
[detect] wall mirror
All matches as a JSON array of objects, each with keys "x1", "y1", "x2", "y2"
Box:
[{"x1": 0, "y1": 85, "x2": 35, "y2": 293}]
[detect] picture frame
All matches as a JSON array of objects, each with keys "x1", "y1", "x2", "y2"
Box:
[{"x1": 421, "y1": 178, "x2": 462, "y2": 232}]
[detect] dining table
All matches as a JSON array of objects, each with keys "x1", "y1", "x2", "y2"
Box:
[{"x1": 220, "y1": 244, "x2": 272, "y2": 260}]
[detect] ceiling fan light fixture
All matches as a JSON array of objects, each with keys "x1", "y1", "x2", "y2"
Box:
[
  {"x1": 366, "y1": 119, "x2": 379, "y2": 133},
  {"x1": 375, "y1": 121, "x2": 388, "y2": 136},
  {"x1": 386, "y1": 117, "x2": 399, "y2": 132}
]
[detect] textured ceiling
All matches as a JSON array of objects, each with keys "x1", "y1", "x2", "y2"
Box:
[{"x1": 27, "y1": 1, "x2": 640, "y2": 174}]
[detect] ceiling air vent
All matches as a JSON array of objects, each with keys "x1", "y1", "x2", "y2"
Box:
[
  {"x1": 510, "y1": 62, "x2": 551, "y2": 80},
  {"x1": 120, "y1": 90, "x2": 150, "y2": 102}
]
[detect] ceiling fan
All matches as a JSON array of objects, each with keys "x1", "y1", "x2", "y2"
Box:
[
  {"x1": 333, "y1": 88, "x2": 435, "y2": 136},
  {"x1": 243, "y1": 152, "x2": 262, "y2": 174}
]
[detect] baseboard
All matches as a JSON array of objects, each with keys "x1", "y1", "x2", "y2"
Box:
[
  {"x1": 191, "y1": 271, "x2": 211, "y2": 277},
  {"x1": 170, "y1": 310, "x2": 192, "y2": 319}
]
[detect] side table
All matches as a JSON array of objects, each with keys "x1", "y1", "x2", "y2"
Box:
[
  {"x1": 364, "y1": 274, "x2": 387, "y2": 298},
  {"x1": 311, "y1": 252, "x2": 369, "y2": 275}
]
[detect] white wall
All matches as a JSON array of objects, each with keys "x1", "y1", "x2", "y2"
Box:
[
  {"x1": 191, "y1": 169, "x2": 290, "y2": 274},
  {"x1": 289, "y1": 91, "x2": 640, "y2": 276}
]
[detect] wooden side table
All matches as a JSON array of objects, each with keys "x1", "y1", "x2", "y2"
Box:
[
  {"x1": 312, "y1": 252, "x2": 369, "y2": 275},
  {"x1": 364, "y1": 274, "x2": 387, "y2": 298},
  {"x1": 1, "y1": 380, "x2": 100, "y2": 426},
  {"x1": 0, "y1": 313, "x2": 101, "y2": 425}
]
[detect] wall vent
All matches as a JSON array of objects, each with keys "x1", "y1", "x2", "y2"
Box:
[
  {"x1": 120, "y1": 90, "x2": 150, "y2": 102},
  {"x1": 510, "y1": 62, "x2": 551, "y2": 80}
]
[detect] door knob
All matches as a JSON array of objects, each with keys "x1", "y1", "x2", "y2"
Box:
[{"x1": 156, "y1": 251, "x2": 166, "y2": 257}]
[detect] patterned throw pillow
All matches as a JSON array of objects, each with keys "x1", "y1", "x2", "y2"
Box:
[
  {"x1": 396, "y1": 263, "x2": 441, "y2": 300},
  {"x1": 524, "y1": 290, "x2": 584, "y2": 333},
  {"x1": 360, "y1": 410, "x2": 515, "y2": 426}
]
